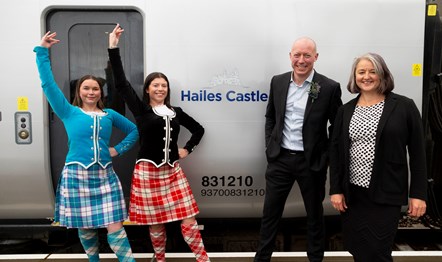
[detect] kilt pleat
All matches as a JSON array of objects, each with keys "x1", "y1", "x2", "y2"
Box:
[
  {"x1": 54, "y1": 164, "x2": 127, "y2": 228},
  {"x1": 129, "y1": 162, "x2": 199, "y2": 225}
]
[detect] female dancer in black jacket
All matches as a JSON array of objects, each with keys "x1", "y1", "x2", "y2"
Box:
[{"x1": 108, "y1": 24, "x2": 209, "y2": 262}]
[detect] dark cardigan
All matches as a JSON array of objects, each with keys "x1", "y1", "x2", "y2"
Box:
[{"x1": 329, "y1": 92, "x2": 427, "y2": 206}]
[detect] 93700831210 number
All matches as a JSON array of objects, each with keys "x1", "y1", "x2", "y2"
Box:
[{"x1": 200, "y1": 188, "x2": 265, "y2": 197}]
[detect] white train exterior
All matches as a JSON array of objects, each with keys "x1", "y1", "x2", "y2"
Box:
[{"x1": 0, "y1": 0, "x2": 432, "y2": 221}]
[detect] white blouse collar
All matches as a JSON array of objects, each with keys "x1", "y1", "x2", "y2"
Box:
[{"x1": 153, "y1": 105, "x2": 175, "y2": 116}]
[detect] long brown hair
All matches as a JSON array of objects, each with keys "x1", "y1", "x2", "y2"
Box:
[
  {"x1": 142, "y1": 72, "x2": 172, "y2": 108},
  {"x1": 72, "y1": 75, "x2": 106, "y2": 109}
]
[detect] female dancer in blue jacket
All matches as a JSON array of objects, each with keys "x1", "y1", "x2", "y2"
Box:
[{"x1": 34, "y1": 31, "x2": 139, "y2": 262}]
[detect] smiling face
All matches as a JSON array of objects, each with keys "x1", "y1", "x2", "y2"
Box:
[
  {"x1": 289, "y1": 38, "x2": 318, "y2": 82},
  {"x1": 79, "y1": 79, "x2": 102, "y2": 108},
  {"x1": 147, "y1": 77, "x2": 168, "y2": 106},
  {"x1": 355, "y1": 59, "x2": 381, "y2": 94}
]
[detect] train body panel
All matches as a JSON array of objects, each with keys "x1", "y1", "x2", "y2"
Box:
[{"x1": 0, "y1": 0, "x2": 427, "y2": 219}]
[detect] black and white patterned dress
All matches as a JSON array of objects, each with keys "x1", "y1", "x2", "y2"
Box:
[{"x1": 348, "y1": 101, "x2": 385, "y2": 188}]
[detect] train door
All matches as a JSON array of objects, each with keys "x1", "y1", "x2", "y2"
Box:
[
  {"x1": 423, "y1": 3, "x2": 442, "y2": 227},
  {"x1": 46, "y1": 9, "x2": 143, "y2": 198}
]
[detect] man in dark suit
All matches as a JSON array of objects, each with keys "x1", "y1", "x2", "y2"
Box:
[{"x1": 254, "y1": 37, "x2": 342, "y2": 262}]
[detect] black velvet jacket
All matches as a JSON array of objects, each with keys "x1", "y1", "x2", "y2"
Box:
[{"x1": 108, "y1": 48, "x2": 204, "y2": 167}]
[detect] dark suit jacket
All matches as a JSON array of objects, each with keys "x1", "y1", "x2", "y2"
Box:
[
  {"x1": 329, "y1": 92, "x2": 428, "y2": 206},
  {"x1": 265, "y1": 70, "x2": 342, "y2": 172}
]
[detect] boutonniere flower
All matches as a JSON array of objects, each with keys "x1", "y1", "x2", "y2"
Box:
[{"x1": 308, "y1": 81, "x2": 321, "y2": 103}]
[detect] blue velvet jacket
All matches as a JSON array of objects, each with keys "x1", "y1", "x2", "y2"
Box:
[{"x1": 34, "y1": 46, "x2": 138, "y2": 169}]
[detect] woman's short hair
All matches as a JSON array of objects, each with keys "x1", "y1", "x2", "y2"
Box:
[{"x1": 347, "y1": 53, "x2": 394, "y2": 94}]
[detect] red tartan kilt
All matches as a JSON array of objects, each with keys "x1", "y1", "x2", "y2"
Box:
[{"x1": 129, "y1": 161, "x2": 199, "y2": 225}]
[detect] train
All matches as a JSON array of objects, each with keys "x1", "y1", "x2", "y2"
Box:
[{"x1": 0, "y1": 0, "x2": 441, "y2": 232}]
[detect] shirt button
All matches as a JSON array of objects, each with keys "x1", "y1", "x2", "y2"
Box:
[{"x1": 91, "y1": 147, "x2": 93, "y2": 150}]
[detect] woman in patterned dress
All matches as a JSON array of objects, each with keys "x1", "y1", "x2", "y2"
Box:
[
  {"x1": 107, "y1": 24, "x2": 210, "y2": 262},
  {"x1": 329, "y1": 53, "x2": 427, "y2": 262},
  {"x1": 34, "y1": 31, "x2": 139, "y2": 262}
]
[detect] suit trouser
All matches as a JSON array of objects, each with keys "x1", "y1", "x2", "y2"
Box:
[{"x1": 254, "y1": 151, "x2": 326, "y2": 262}]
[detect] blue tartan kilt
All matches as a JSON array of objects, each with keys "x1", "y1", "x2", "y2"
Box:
[{"x1": 54, "y1": 164, "x2": 127, "y2": 228}]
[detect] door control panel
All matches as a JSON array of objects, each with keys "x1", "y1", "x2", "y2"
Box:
[{"x1": 15, "y1": 112, "x2": 32, "y2": 144}]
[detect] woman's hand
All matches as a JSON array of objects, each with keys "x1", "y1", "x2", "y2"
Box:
[
  {"x1": 109, "y1": 23, "x2": 124, "y2": 48},
  {"x1": 330, "y1": 194, "x2": 347, "y2": 212},
  {"x1": 178, "y1": 148, "x2": 189, "y2": 159},
  {"x1": 40, "y1": 31, "x2": 60, "y2": 48},
  {"x1": 109, "y1": 147, "x2": 119, "y2": 157},
  {"x1": 408, "y1": 198, "x2": 426, "y2": 218}
]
